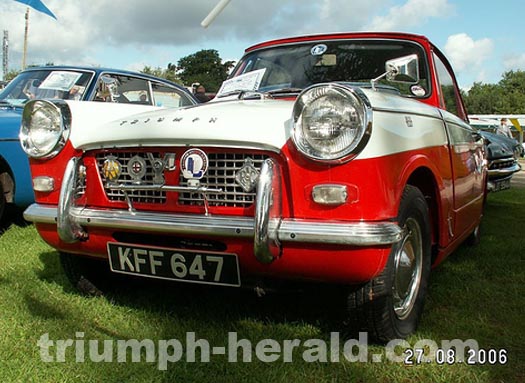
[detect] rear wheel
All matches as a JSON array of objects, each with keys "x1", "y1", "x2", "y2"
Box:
[{"x1": 346, "y1": 185, "x2": 432, "y2": 342}]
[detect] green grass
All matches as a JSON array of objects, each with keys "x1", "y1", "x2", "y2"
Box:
[{"x1": 0, "y1": 189, "x2": 524, "y2": 382}]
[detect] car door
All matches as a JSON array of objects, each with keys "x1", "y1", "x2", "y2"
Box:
[{"x1": 433, "y1": 52, "x2": 485, "y2": 238}]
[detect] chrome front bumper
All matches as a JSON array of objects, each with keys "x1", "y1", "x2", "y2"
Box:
[{"x1": 25, "y1": 158, "x2": 403, "y2": 264}]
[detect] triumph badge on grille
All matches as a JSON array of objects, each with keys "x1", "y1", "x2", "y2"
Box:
[
  {"x1": 181, "y1": 149, "x2": 208, "y2": 180},
  {"x1": 235, "y1": 157, "x2": 259, "y2": 192},
  {"x1": 102, "y1": 156, "x2": 121, "y2": 182}
]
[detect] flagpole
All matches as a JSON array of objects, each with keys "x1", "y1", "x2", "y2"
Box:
[
  {"x1": 22, "y1": 7, "x2": 29, "y2": 69},
  {"x1": 201, "y1": 0, "x2": 231, "y2": 28}
]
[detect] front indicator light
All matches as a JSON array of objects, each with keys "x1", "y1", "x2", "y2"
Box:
[
  {"x1": 312, "y1": 184, "x2": 348, "y2": 205},
  {"x1": 33, "y1": 176, "x2": 55, "y2": 192}
]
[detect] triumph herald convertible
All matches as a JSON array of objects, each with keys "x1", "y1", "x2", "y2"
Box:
[{"x1": 22, "y1": 32, "x2": 486, "y2": 341}]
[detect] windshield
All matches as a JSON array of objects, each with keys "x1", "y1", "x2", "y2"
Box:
[
  {"x1": 228, "y1": 39, "x2": 430, "y2": 97},
  {"x1": 0, "y1": 69, "x2": 93, "y2": 106}
]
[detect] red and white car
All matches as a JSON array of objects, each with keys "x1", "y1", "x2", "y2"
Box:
[{"x1": 22, "y1": 32, "x2": 486, "y2": 341}]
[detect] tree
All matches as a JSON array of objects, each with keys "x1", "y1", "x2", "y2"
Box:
[
  {"x1": 498, "y1": 70, "x2": 525, "y2": 113},
  {"x1": 177, "y1": 49, "x2": 235, "y2": 93},
  {"x1": 141, "y1": 65, "x2": 181, "y2": 84},
  {"x1": 4, "y1": 70, "x2": 21, "y2": 81},
  {"x1": 464, "y1": 70, "x2": 525, "y2": 114},
  {"x1": 464, "y1": 82, "x2": 505, "y2": 114}
]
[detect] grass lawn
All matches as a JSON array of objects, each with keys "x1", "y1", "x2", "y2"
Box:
[{"x1": 0, "y1": 189, "x2": 523, "y2": 382}]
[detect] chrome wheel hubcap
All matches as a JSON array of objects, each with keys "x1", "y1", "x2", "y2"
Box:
[{"x1": 393, "y1": 217, "x2": 423, "y2": 320}]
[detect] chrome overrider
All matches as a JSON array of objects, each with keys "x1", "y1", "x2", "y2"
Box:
[{"x1": 24, "y1": 157, "x2": 405, "y2": 264}]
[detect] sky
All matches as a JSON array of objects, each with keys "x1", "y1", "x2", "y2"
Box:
[{"x1": 1, "y1": 0, "x2": 524, "y2": 90}]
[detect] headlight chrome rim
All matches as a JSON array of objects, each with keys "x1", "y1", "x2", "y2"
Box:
[
  {"x1": 292, "y1": 83, "x2": 372, "y2": 163},
  {"x1": 20, "y1": 99, "x2": 71, "y2": 159}
]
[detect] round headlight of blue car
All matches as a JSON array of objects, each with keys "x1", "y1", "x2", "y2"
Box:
[
  {"x1": 292, "y1": 84, "x2": 372, "y2": 163},
  {"x1": 20, "y1": 100, "x2": 71, "y2": 159}
]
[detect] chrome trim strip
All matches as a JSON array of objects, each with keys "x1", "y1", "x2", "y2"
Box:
[
  {"x1": 24, "y1": 204, "x2": 403, "y2": 247},
  {"x1": 371, "y1": 107, "x2": 442, "y2": 121},
  {"x1": 109, "y1": 184, "x2": 223, "y2": 194},
  {"x1": 81, "y1": 141, "x2": 282, "y2": 154}
]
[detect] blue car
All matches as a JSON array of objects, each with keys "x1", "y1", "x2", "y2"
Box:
[{"x1": 0, "y1": 66, "x2": 197, "y2": 221}]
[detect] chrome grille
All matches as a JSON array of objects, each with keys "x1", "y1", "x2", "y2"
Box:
[
  {"x1": 179, "y1": 153, "x2": 269, "y2": 207},
  {"x1": 96, "y1": 152, "x2": 166, "y2": 204},
  {"x1": 489, "y1": 158, "x2": 516, "y2": 170}
]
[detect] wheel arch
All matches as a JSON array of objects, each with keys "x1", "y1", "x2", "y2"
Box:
[{"x1": 397, "y1": 158, "x2": 447, "y2": 266}]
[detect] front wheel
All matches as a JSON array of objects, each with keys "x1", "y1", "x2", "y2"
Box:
[
  {"x1": 60, "y1": 252, "x2": 112, "y2": 296},
  {"x1": 346, "y1": 185, "x2": 432, "y2": 342}
]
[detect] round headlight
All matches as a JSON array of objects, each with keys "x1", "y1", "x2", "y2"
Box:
[
  {"x1": 292, "y1": 84, "x2": 372, "y2": 162},
  {"x1": 20, "y1": 100, "x2": 71, "y2": 159}
]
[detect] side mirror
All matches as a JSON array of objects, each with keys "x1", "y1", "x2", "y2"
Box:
[
  {"x1": 471, "y1": 130, "x2": 483, "y2": 143},
  {"x1": 385, "y1": 54, "x2": 419, "y2": 83}
]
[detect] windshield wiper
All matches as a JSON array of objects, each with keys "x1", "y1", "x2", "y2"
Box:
[
  {"x1": 216, "y1": 89, "x2": 247, "y2": 98},
  {"x1": 218, "y1": 87, "x2": 303, "y2": 99},
  {"x1": 267, "y1": 87, "x2": 303, "y2": 95}
]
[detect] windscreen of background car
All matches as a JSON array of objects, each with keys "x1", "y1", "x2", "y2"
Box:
[
  {"x1": 94, "y1": 74, "x2": 195, "y2": 107},
  {"x1": 232, "y1": 39, "x2": 430, "y2": 97},
  {"x1": 0, "y1": 70, "x2": 93, "y2": 105},
  {"x1": 152, "y1": 83, "x2": 195, "y2": 108}
]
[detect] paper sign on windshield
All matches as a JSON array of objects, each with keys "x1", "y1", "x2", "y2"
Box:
[
  {"x1": 39, "y1": 71, "x2": 83, "y2": 92},
  {"x1": 216, "y1": 68, "x2": 266, "y2": 97}
]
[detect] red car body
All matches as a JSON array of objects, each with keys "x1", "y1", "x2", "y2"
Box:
[{"x1": 23, "y1": 32, "x2": 487, "y2": 340}]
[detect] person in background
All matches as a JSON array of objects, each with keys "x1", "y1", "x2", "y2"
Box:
[
  {"x1": 68, "y1": 86, "x2": 82, "y2": 100},
  {"x1": 194, "y1": 84, "x2": 210, "y2": 103},
  {"x1": 498, "y1": 118, "x2": 513, "y2": 138},
  {"x1": 139, "y1": 91, "x2": 148, "y2": 103}
]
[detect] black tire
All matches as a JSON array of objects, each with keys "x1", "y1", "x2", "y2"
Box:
[
  {"x1": 59, "y1": 252, "x2": 111, "y2": 296},
  {"x1": 346, "y1": 185, "x2": 432, "y2": 342}
]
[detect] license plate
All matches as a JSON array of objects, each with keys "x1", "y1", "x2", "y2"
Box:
[
  {"x1": 107, "y1": 242, "x2": 240, "y2": 287},
  {"x1": 493, "y1": 178, "x2": 511, "y2": 192}
]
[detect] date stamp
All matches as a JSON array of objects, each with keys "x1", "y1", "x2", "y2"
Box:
[{"x1": 404, "y1": 347, "x2": 508, "y2": 365}]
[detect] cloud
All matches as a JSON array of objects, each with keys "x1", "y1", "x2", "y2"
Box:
[
  {"x1": 1, "y1": 0, "x2": 390, "y2": 69},
  {"x1": 444, "y1": 33, "x2": 493, "y2": 73},
  {"x1": 366, "y1": 0, "x2": 454, "y2": 31},
  {"x1": 503, "y1": 53, "x2": 525, "y2": 71}
]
